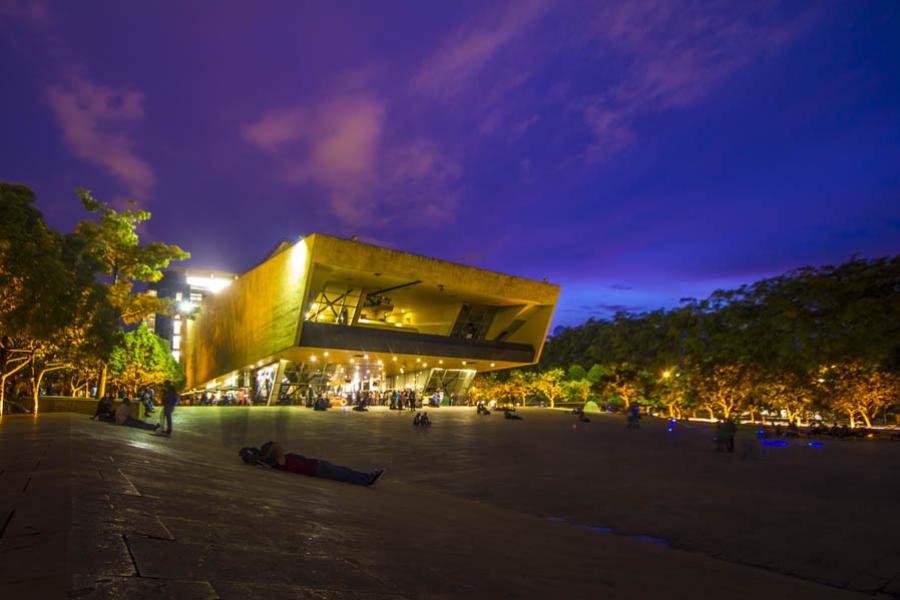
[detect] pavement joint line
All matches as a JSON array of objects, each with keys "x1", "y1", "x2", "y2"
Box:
[
  {"x1": 0, "y1": 509, "x2": 14, "y2": 538},
  {"x1": 117, "y1": 469, "x2": 142, "y2": 496},
  {"x1": 21, "y1": 476, "x2": 30, "y2": 493},
  {"x1": 154, "y1": 515, "x2": 174, "y2": 540},
  {"x1": 121, "y1": 534, "x2": 142, "y2": 578}
]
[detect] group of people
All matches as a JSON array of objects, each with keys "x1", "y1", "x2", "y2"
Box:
[{"x1": 91, "y1": 380, "x2": 178, "y2": 435}]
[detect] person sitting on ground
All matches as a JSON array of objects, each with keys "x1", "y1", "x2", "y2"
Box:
[
  {"x1": 785, "y1": 420, "x2": 800, "y2": 438},
  {"x1": 313, "y1": 395, "x2": 330, "y2": 411},
  {"x1": 413, "y1": 412, "x2": 431, "y2": 426},
  {"x1": 505, "y1": 409, "x2": 523, "y2": 420},
  {"x1": 115, "y1": 398, "x2": 159, "y2": 431},
  {"x1": 91, "y1": 395, "x2": 116, "y2": 422},
  {"x1": 476, "y1": 400, "x2": 491, "y2": 415},
  {"x1": 352, "y1": 401, "x2": 368, "y2": 412},
  {"x1": 240, "y1": 441, "x2": 384, "y2": 486},
  {"x1": 578, "y1": 413, "x2": 591, "y2": 423}
]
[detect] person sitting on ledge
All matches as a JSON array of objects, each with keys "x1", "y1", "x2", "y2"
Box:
[
  {"x1": 240, "y1": 441, "x2": 384, "y2": 486},
  {"x1": 115, "y1": 398, "x2": 159, "y2": 431},
  {"x1": 91, "y1": 395, "x2": 115, "y2": 422}
]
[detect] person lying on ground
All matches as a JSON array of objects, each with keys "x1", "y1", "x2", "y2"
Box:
[
  {"x1": 115, "y1": 398, "x2": 159, "y2": 431},
  {"x1": 505, "y1": 410, "x2": 523, "y2": 420},
  {"x1": 92, "y1": 395, "x2": 115, "y2": 422},
  {"x1": 240, "y1": 441, "x2": 384, "y2": 486}
]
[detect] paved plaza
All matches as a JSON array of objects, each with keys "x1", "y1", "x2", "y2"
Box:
[{"x1": 1, "y1": 407, "x2": 897, "y2": 598}]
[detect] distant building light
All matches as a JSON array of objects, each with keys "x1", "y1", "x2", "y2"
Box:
[{"x1": 186, "y1": 275, "x2": 234, "y2": 294}]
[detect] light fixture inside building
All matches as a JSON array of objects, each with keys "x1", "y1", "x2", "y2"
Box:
[
  {"x1": 491, "y1": 363, "x2": 496, "y2": 367},
  {"x1": 310, "y1": 355, "x2": 317, "y2": 362}
]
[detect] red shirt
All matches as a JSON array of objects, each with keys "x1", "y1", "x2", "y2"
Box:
[{"x1": 276, "y1": 453, "x2": 319, "y2": 476}]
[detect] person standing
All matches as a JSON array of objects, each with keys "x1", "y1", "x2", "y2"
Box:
[{"x1": 161, "y1": 380, "x2": 178, "y2": 436}]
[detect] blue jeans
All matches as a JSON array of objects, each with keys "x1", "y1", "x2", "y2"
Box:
[
  {"x1": 122, "y1": 417, "x2": 157, "y2": 431},
  {"x1": 163, "y1": 404, "x2": 174, "y2": 433},
  {"x1": 315, "y1": 460, "x2": 374, "y2": 486}
]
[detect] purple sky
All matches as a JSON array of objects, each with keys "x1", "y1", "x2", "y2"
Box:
[{"x1": 2, "y1": 1, "x2": 899, "y2": 327}]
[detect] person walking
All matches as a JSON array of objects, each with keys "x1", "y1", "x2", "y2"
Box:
[{"x1": 161, "y1": 380, "x2": 178, "y2": 436}]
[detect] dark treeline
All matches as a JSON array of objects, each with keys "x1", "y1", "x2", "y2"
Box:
[{"x1": 480, "y1": 257, "x2": 900, "y2": 426}]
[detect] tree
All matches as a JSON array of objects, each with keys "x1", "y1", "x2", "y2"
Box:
[
  {"x1": 694, "y1": 364, "x2": 755, "y2": 420},
  {"x1": 108, "y1": 324, "x2": 183, "y2": 396},
  {"x1": 566, "y1": 364, "x2": 587, "y2": 381},
  {"x1": 821, "y1": 363, "x2": 899, "y2": 427},
  {"x1": 0, "y1": 184, "x2": 86, "y2": 412},
  {"x1": 565, "y1": 379, "x2": 592, "y2": 405},
  {"x1": 75, "y1": 188, "x2": 189, "y2": 396},
  {"x1": 534, "y1": 368, "x2": 565, "y2": 408},
  {"x1": 603, "y1": 363, "x2": 642, "y2": 410},
  {"x1": 507, "y1": 370, "x2": 536, "y2": 406}
]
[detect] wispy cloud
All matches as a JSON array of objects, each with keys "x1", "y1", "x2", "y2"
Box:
[
  {"x1": 582, "y1": 1, "x2": 817, "y2": 159},
  {"x1": 0, "y1": 0, "x2": 47, "y2": 21},
  {"x1": 46, "y1": 74, "x2": 154, "y2": 197},
  {"x1": 242, "y1": 94, "x2": 461, "y2": 227},
  {"x1": 412, "y1": 0, "x2": 549, "y2": 98}
]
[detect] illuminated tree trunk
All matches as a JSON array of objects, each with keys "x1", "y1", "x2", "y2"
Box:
[
  {"x1": 1, "y1": 357, "x2": 31, "y2": 414},
  {"x1": 748, "y1": 407, "x2": 756, "y2": 423},
  {"x1": 97, "y1": 364, "x2": 108, "y2": 399},
  {"x1": 31, "y1": 364, "x2": 67, "y2": 414},
  {"x1": 859, "y1": 410, "x2": 872, "y2": 428}
]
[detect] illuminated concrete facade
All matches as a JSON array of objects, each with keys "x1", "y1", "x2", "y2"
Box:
[{"x1": 183, "y1": 234, "x2": 559, "y2": 403}]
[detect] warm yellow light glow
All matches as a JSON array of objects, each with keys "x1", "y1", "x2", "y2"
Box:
[
  {"x1": 416, "y1": 358, "x2": 421, "y2": 363},
  {"x1": 310, "y1": 355, "x2": 317, "y2": 362},
  {"x1": 423, "y1": 363, "x2": 428, "y2": 368},
  {"x1": 364, "y1": 354, "x2": 369, "y2": 360},
  {"x1": 377, "y1": 359, "x2": 383, "y2": 365},
  {"x1": 439, "y1": 360, "x2": 443, "y2": 364},
  {"x1": 662, "y1": 370, "x2": 671, "y2": 379},
  {"x1": 462, "y1": 361, "x2": 467, "y2": 365},
  {"x1": 186, "y1": 275, "x2": 234, "y2": 294},
  {"x1": 490, "y1": 363, "x2": 495, "y2": 367},
  {"x1": 323, "y1": 352, "x2": 329, "y2": 357},
  {"x1": 392, "y1": 356, "x2": 397, "y2": 361}
]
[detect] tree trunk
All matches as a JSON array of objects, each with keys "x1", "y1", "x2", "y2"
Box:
[
  {"x1": 1, "y1": 357, "x2": 31, "y2": 414},
  {"x1": 748, "y1": 407, "x2": 756, "y2": 423},
  {"x1": 706, "y1": 406, "x2": 715, "y2": 420},
  {"x1": 860, "y1": 411, "x2": 872, "y2": 428},
  {"x1": 32, "y1": 366, "x2": 67, "y2": 414},
  {"x1": 97, "y1": 364, "x2": 108, "y2": 399},
  {"x1": 848, "y1": 411, "x2": 856, "y2": 427}
]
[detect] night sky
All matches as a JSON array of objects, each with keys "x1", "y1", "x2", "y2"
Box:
[{"x1": 2, "y1": 1, "x2": 899, "y2": 327}]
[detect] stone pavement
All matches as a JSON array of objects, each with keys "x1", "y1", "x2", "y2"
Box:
[{"x1": 0, "y1": 409, "x2": 892, "y2": 599}]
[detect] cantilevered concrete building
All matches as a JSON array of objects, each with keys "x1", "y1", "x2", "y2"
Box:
[{"x1": 183, "y1": 234, "x2": 559, "y2": 404}]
